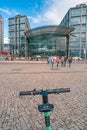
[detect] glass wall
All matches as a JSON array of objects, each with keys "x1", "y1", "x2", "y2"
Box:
[
  {"x1": 71, "y1": 7, "x2": 87, "y2": 16},
  {"x1": 9, "y1": 15, "x2": 30, "y2": 57},
  {"x1": 20, "y1": 17, "x2": 25, "y2": 23},
  {"x1": 9, "y1": 18, "x2": 15, "y2": 25},
  {"x1": 71, "y1": 8, "x2": 80, "y2": 16},
  {"x1": 73, "y1": 24, "x2": 86, "y2": 33},
  {"x1": 60, "y1": 5, "x2": 87, "y2": 58},
  {"x1": 28, "y1": 33, "x2": 66, "y2": 56},
  {"x1": 20, "y1": 24, "x2": 25, "y2": 30}
]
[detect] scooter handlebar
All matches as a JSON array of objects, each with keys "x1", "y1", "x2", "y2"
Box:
[{"x1": 19, "y1": 88, "x2": 70, "y2": 96}]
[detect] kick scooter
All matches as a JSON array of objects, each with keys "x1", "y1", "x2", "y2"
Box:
[{"x1": 19, "y1": 88, "x2": 70, "y2": 130}]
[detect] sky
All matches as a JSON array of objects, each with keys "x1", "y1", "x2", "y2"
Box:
[{"x1": 0, "y1": 0, "x2": 87, "y2": 43}]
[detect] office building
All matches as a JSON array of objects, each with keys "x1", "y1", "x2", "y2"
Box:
[
  {"x1": 8, "y1": 15, "x2": 74, "y2": 58},
  {"x1": 0, "y1": 15, "x2": 4, "y2": 52},
  {"x1": 8, "y1": 15, "x2": 30, "y2": 57},
  {"x1": 60, "y1": 4, "x2": 87, "y2": 58}
]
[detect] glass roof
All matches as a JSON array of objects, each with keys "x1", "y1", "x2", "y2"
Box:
[{"x1": 25, "y1": 25, "x2": 74, "y2": 38}]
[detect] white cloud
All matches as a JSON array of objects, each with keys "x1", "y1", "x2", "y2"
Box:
[
  {"x1": 0, "y1": 8, "x2": 19, "y2": 16},
  {"x1": 28, "y1": 15, "x2": 42, "y2": 23},
  {"x1": 3, "y1": 0, "x2": 87, "y2": 37},
  {"x1": 30, "y1": 0, "x2": 87, "y2": 25},
  {"x1": 0, "y1": 8, "x2": 12, "y2": 15},
  {"x1": 41, "y1": 0, "x2": 87, "y2": 24},
  {"x1": 12, "y1": 10, "x2": 20, "y2": 15}
]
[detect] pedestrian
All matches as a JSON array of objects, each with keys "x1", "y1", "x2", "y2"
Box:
[
  {"x1": 11, "y1": 56, "x2": 14, "y2": 61},
  {"x1": 64, "y1": 56, "x2": 67, "y2": 67},
  {"x1": 68, "y1": 56, "x2": 72, "y2": 67},
  {"x1": 60, "y1": 56, "x2": 64, "y2": 67},
  {"x1": 47, "y1": 56, "x2": 51, "y2": 64},
  {"x1": 51, "y1": 56, "x2": 54, "y2": 67},
  {"x1": 56, "y1": 56, "x2": 60, "y2": 68},
  {"x1": 5, "y1": 56, "x2": 9, "y2": 61}
]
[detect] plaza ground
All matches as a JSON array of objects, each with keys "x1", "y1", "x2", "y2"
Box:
[{"x1": 0, "y1": 62, "x2": 87, "y2": 130}]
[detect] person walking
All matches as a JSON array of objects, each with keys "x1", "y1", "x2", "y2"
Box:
[
  {"x1": 51, "y1": 56, "x2": 54, "y2": 68},
  {"x1": 64, "y1": 56, "x2": 67, "y2": 67},
  {"x1": 60, "y1": 56, "x2": 64, "y2": 67},
  {"x1": 47, "y1": 56, "x2": 51, "y2": 64},
  {"x1": 68, "y1": 56, "x2": 72, "y2": 67},
  {"x1": 56, "y1": 56, "x2": 60, "y2": 68}
]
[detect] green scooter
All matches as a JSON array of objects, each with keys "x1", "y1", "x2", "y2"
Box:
[{"x1": 19, "y1": 88, "x2": 70, "y2": 130}]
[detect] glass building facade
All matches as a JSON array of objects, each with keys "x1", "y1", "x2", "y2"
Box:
[
  {"x1": 60, "y1": 4, "x2": 87, "y2": 58},
  {"x1": 8, "y1": 15, "x2": 30, "y2": 57},
  {"x1": 25, "y1": 25, "x2": 74, "y2": 57},
  {"x1": 8, "y1": 16, "x2": 74, "y2": 58}
]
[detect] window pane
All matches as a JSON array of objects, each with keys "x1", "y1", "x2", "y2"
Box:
[
  {"x1": 16, "y1": 25, "x2": 19, "y2": 30},
  {"x1": 70, "y1": 17, "x2": 80, "y2": 25},
  {"x1": 20, "y1": 31, "x2": 24, "y2": 36},
  {"x1": 9, "y1": 32, "x2": 15, "y2": 37},
  {"x1": 81, "y1": 24, "x2": 86, "y2": 32},
  {"x1": 20, "y1": 17, "x2": 25, "y2": 23},
  {"x1": 81, "y1": 33, "x2": 86, "y2": 41},
  {"x1": 16, "y1": 18, "x2": 19, "y2": 24},
  {"x1": 9, "y1": 25, "x2": 15, "y2": 31},
  {"x1": 81, "y1": 7, "x2": 87, "y2": 15},
  {"x1": 20, "y1": 24, "x2": 25, "y2": 30},
  {"x1": 81, "y1": 16, "x2": 86, "y2": 24},
  {"x1": 20, "y1": 37, "x2": 25, "y2": 44},
  {"x1": 71, "y1": 8, "x2": 80, "y2": 16},
  {"x1": 70, "y1": 34, "x2": 80, "y2": 41},
  {"x1": 9, "y1": 19, "x2": 15, "y2": 25},
  {"x1": 70, "y1": 42, "x2": 80, "y2": 48},
  {"x1": 73, "y1": 26, "x2": 80, "y2": 32}
]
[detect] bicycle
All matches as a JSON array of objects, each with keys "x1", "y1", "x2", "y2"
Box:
[{"x1": 19, "y1": 88, "x2": 70, "y2": 130}]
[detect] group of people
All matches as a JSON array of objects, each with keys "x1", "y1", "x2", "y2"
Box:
[{"x1": 47, "y1": 56, "x2": 72, "y2": 68}]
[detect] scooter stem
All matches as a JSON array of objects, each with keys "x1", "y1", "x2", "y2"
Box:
[{"x1": 44, "y1": 112, "x2": 52, "y2": 130}]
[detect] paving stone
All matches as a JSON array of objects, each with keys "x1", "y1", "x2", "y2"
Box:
[{"x1": 0, "y1": 63, "x2": 87, "y2": 130}]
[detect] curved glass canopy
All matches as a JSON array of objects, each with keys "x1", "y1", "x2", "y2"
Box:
[{"x1": 25, "y1": 25, "x2": 74, "y2": 56}]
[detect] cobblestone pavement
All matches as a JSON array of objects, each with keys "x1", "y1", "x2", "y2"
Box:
[{"x1": 0, "y1": 62, "x2": 87, "y2": 130}]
